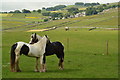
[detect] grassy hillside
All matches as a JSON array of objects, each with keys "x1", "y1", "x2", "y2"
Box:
[{"x1": 2, "y1": 8, "x2": 118, "y2": 31}]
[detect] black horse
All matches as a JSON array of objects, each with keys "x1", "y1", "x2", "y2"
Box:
[{"x1": 29, "y1": 33, "x2": 64, "y2": 70}]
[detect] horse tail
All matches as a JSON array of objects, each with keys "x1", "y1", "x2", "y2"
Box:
[{"x1": 10, "y1": 43, "x2": 17, "y2": 72}]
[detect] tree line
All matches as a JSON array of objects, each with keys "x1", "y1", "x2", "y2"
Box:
[
  {"x1": 85, "y1": 3, "x2": 119, "y2": 16},
  {"x1": 1, "y1": 2, "x2": 119, "y2": 17},
  {"x1": 8, "y1": 9, "x2": 41, "y2": 13},
  {"x1": 75, "y1": 2, "x2": 100, "y2": 6}
]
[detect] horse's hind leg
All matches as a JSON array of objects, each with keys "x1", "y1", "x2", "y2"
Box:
[
  {"x1": 59, "y1": 58, "x2": 64, "y2": 70},
  {"x1": 15, "y1": 54, "x2": 21, "y2": 72},
  {"x1": 56, "y1": 51, "x2": 64, "y2": 70}
]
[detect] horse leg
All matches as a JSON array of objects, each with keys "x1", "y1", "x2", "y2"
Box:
[
  {"x1": 59, "y1": 58, "x2": 64, "y2": 70},
  {"x1": 15, "y1": 54, "x2": 21, "y2": 72},
  {"x1": 56, "y1": 51, "x2": 64, "y2": 70},
  {"x1": 35, "y1": 57, "x2": 39, "y2": 72},
  {"x1": 39, "y1": 55, "x2": 44, "y2": 72},
  {"x1": 42, "y1": 54, "x2": 46, "y2": 72}
]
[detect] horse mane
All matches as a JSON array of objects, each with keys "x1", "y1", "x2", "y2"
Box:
[{"x1": 37, "y1": 35, "x2": 51, "y2": 44}]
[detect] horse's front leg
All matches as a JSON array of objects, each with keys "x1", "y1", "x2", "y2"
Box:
[
  {"x1": 15, "y1": 54, "x2": 21, "y2": 72},
  {"x1": 35, "y1": 57, "x2": 39, "y2": 72},
  {"x1": 39, "y1": 55, "x2": 46, "y2": 72},
  {"x1": 40, "y1": 55, "x2": 43, "y2": 72}
]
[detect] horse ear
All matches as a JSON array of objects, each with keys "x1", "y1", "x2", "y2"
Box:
[
  {"x1": 45, "y1": 35, "x2": 49, "y2": 39},
  {"x1": 45, "y1": 35, "x2": 47, "y2": 37},
  {"x1": 35, "y1": 33, "x2": 37, "y2": 37}
]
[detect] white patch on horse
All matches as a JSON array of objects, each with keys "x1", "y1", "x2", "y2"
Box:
[{"x1": 28, "y1": 36, "x2": 47, "y2": 57}]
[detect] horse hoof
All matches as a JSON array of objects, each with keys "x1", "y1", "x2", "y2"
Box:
[
  {"x1": 59, "y1": 67, "x2": 64, "y2": 70},
  {"x1": 40, "y1": 70, "x2": 46, "y2": 72},
  {"x1": 34, "y1": 70, "x2": 39, "y2": 72},
  {"x1": 42, "y1": 69, "x2": 46, "y2": 72},
  {"x1": 17, "y1": 70, "x2": 22, "y2": 72},
  {"x1": 40, "y1": 70, "x2": 43, "y2": 72}
]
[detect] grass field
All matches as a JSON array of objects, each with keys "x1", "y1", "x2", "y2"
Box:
[
  {"x1": 2, "y1": 29, "x2": 118, "y2": 78},
  {"x1": 1, "y1": 7, "x2": 118, "y2": 78}
]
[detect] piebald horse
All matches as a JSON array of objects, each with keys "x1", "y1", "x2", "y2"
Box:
[
  {"x1": 10, "y1": 35, "x2": 49, "y2": 72},
  {"x1": 30, "y1": 33, "x2": 64, "y2": 70}
]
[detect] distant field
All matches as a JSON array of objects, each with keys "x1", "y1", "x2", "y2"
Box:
[
  {"x1": 2, "y1": 8, "x2": 118, "y2": 31},
  {"x1": 1, "y1": 8, "x2": 118, "y2": 78},
  {"x1": 0, "y1": 14, "x2": 13, "y2": 17}
]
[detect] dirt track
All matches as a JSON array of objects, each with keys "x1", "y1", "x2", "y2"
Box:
[{"x1": 26, "y1": 29, "x2": 49, "y2": 32}]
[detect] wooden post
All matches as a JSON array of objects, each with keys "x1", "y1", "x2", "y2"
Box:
[
  {"x1": 67, "y1": 38, "x2": 69, "y2": 52},
  {"x1": 106, "y1": 40, "x2": 109, "y2": 55}
]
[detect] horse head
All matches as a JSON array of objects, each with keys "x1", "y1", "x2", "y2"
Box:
[
  {"x1": 29, "y1": 33, "x2": 50, "y2": 44},
  {"x1": 29, "y1": 33, "x2": 41, "y2": 44}
]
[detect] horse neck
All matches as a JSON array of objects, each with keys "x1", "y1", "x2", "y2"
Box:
[
  {"x1": 36, "y1": 36, "x2": 47, "y2": 46},
  {"x1": 37, "y1": 35, "x2": 42, "y2": 41}
]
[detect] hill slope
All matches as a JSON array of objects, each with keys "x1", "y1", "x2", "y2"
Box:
[{"x1": 2, "y1": 7, "x2": 118, "y2": 31}]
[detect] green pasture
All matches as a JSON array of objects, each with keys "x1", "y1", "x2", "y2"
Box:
[{"x1": 2, "y1": 29, "x2": 118, "y2": 78}]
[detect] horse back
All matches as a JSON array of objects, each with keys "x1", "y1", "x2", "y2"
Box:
[
  {"x1": 45, "y1": 41, "x2": 64, "y2": 56},
  {"x1": 52, "y1": 42, "x2": 64, "y2": 50}
]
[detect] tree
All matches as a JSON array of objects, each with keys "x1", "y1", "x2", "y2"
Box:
[
  {"x1": 84, "y1": 2, "x2": 100, "y2": 6},
  {"x1": 33, "y1": 10, "x2": 36, "y2": 12},
  {"x1": 64, "y1": 13, "x2": 70, "y2": 18},
  {"x1": 75, "y1": 2, "x2": 84, "y2": 6},
  {"x1": 46, "y1": 5, "x2": 66, "y2": 11},
  {"x1": 22, "y1": 9, "x2": 31, "y2": 13},
  {"x1": 67, "y1": 7, "x2": 79, "y2": 13},
  {"x1": 97, "y1": 6, "x2": 104, "y2": 12},
  {"x1": 42, "y1": 7, "x2": 46, "y2": 10},
  {"x1": 14, "y1": 10, "x2": 21, "y2": 13},
  {"x1": 54, "y1": 5, "x2": 66, "y2": 10},
  {"x1": 96, "y1": 2, "x2": 100, "y2": 5},
  {"x1": 46, "y1": 7, "x2": 55, "y2": 11},
  {"x1": 91, "y1": 3, "x2": 98, "y2": 6},
  {"x1": 86, "y1": 7, "x2": 98, "y2": 16},
  {"x1": 111, "y1": 5, "x2": 117, "y2": 8},
  {"x1": 84, "y1": 3, "x2": 92, "y2": 6},
  {"x1": 42, "y1": 12, "x2": 51, "y2": 16},
  {"x1": 50, "y1": 12, "x2": 63, "y2": 18},
  {"x1": 37, "y1": 9, "x2": 41, "y2": 13},
  {"x1": 67, "y1": 7, "x2": 79, "y2": 15},
  {"x1": 9, "y1": 11, "x2": 14, "y2": 13},
  {"x1": 102, "y1": 4, "x2": 107, "y2": 7}
]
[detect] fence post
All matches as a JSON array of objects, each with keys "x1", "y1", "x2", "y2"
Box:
[
  {"x1": 67, "y1": 37, "x2": 69, "y2": 52},
  {"x1": 106, "y1": 40, "x2": 109, "y2": 55}
]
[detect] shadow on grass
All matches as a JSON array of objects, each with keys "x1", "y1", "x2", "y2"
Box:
[
  {"x1": 47, "y1": 68, "x2": 81, "y2": 73},
  {"x1": 23, "y1": 68, "x2": 81, "y2": 73}
]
